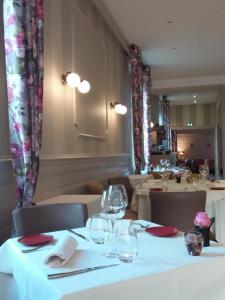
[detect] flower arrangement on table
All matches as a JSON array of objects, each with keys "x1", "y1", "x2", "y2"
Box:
[
  {"x1": 194, "y1": 212, "x2": 215, "y2": 247},
  {"x1": 175, "y1": 173, "x2": 181, "y2": 183}
]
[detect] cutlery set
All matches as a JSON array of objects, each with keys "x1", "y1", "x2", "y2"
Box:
[{"x1": 47, "y1": 264, "x2": 119, "y2": 279}]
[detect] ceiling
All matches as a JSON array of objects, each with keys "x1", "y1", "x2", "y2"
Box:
[{"x1": 101, "y1": 0, "x2": 225, "y2": 104}]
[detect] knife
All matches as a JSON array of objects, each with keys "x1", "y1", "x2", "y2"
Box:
[
  {"x1": 67, "y1": 229, "x2": 90, "y2": 241},
  {"x1": 47, "y1": 263, "x2": 119, "y2": 279}
]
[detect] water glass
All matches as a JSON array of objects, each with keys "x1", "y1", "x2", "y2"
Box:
[
  {"x1": 115, "y1": 220, "x2": 138, "y2": 263},
  {"x1": 184, "y1": 231, "x2": 203, "y2": 256},
  {"x1": 86, "y1": 214, "x2": 111, "y2": 244}
]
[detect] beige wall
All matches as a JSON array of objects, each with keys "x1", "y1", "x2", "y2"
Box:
[
  {"x1": 42, "y1": 0, "x2": 131, "y2": 157},
  {"x1": 170, "y1": 103, "x2": 216, "y2": 129}
]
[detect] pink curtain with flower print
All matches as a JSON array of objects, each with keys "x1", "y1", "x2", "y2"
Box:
[
  {"x1": 142, "y1": 65, "x2": 151, "y2": 171},
  {"x1": 3, "y1": 0, "x2": 44, "y2": 207},
  {"x1": 162, "y1": 95, "x2": 170, "y2": 150},
  {"x1": 129, "y1": 45, "x2": 144, "y2": 174},
  {"x1": 129, "y1": 45, "x2": 152, "y2": 174}
]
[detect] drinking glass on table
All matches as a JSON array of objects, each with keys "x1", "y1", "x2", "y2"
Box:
[
  {"x1": 86, "y1": 214, "x2": 111, "y2": 244},
  {"x1": 100, "y1": 186, "x2": 126, "y2": 257},
  {"x1": 115, "y1": 220, "x2": 138, "y2": 263},
  {"x1": 199, "y1": 164, "x2": 209, "y2": 183}
]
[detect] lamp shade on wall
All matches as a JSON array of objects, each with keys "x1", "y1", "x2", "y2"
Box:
[
  {"x1": 114, "y1": 103, "x2": 127, "y2": 115},
  {"x1": 66, "y1": 72, "x2": 81, "y2": 88},
  {"x1": 78, "y1": 80, "x2": 91, "y2": 94}
]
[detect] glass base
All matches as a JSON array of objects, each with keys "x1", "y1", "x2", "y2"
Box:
[{"x1": 104, "y1": 251, "x2": 119, "y2": 258}]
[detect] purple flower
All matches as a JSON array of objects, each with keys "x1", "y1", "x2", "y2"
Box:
[{"x1": 11, "y1": 143, "x2": 22, "y2": 158}]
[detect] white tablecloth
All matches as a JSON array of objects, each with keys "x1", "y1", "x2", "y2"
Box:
[
  {"x1": 128, "y1": 175, "x2": 151, "y2": 188},
  {"x1": 1, "y1": 227, "x2": 225, "y2": 300},
  {"x1": 38, "y1": 194, "x2": 102, "y2": 217},
  {"x1": 131, "y1": 181, "x2": 225, "y2": 243}
]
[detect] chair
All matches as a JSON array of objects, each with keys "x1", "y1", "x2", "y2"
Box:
[
  {"x1": 108, "y1": 176, "x2": 134, "y2": 207},
  {"x1": 150, "y1": 191, "x2": 206, "y2": 232},
  {"x1": 12, "y1": 203, "x2": 88, "y2": 237},
  {"x1": 86, "y1": 181, "x2": 104, "y2": 195},
  {"x1": 147, "y1": 172, "x2": 174, "y2": 180}
]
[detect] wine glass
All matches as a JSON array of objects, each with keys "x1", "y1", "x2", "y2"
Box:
[
  {"x1": 100, "y1": 186, "x2": 126, "y2": 257},
  {"x1": 199, "y1": 164, "x2": 209, "y2": 183},
  {"x1": 86, "y1": 214, "x2": 111, "y2": 244}
]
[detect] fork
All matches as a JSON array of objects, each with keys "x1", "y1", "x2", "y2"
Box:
[
  {"x1": 133, "y1": 222, "x2": 151, "y2": 229},
  {"x1": 21, "y1": 239, "x2": 57, "y2": 253}
]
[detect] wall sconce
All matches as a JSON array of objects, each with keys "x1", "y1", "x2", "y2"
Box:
[
  {"x1": 110, "y1": 101, "x2": 127, "y2": 115},
  {"x1": 61, "y1": 72, "x2": 91, "y2": 94},
  {"x1": 150, "y1": 122, "x2": 154, "y2": 128}
]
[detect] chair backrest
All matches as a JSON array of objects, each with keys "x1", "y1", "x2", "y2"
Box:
[
  {"x1": 86, "y1": 181, "x2": 104, "y2": 195},
  {"x1": 108, "y1": 176, "x2": 133, "y2": 207},
  {"x1": 13, "y1": 203, "x2": 88, "y2": 237},
  {"x1": 148, "y1": 172, "x2": 174, "y2": 180},
  {"x1": 150, "y1": 191, "x2": 206, "y2": 232}
]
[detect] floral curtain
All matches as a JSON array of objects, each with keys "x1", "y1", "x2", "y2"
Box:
[
  {"x1": 171, "y1": 130, "x2": 177, "y2": 152},
  {"x1": 129, "y1": 45, "x2": 144, "y2": 173},
  {"x1": 129, "y1": 44, "x2": 151, "y2": 174},
  {"x1": 162, "y1": 95, "x2": 170, "y2": 150},
  {"x1": 3, "y1": 0, "x2": 44, "y2": 208},
  {"x1": 142, "y1": 65, "x2": 151, "y2": 171}
]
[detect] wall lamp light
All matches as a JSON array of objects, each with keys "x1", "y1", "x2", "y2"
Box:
[
  {"x1": 110, "y1": 101, "x2": 127, "y2": 115},
  {"x1": 61, "y1": 72, "x2": 91, "y2": 94}
]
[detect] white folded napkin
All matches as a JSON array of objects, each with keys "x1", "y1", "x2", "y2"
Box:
[{"x1": 44, "y1": 235, "x2": 78, "y2": 268}]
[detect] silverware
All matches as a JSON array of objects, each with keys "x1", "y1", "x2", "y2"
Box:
[
  {"x1": 21, "y1": 240, "x2": 57, "y2": 253},
  {"x1": 48, "y1": 263, "x2": 119, "y2": 279},
  {"x1": 67, "y1": 229, "x2": 90, "y2": 241},
  {"x1": 133, "y1": 222, "x2": 151, "y2": 229}
]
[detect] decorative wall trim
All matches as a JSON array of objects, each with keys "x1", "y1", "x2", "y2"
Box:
[
  {"x1": 0, "y1": 154, "x2": 131, "y2": 243},
  {"x1": 34, "y1": 154, "x2": 131, "y2": 201}
]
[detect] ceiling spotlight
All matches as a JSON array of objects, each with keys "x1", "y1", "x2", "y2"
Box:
[
  {"x1": 193, "y1": 95, "x2": 197, "y2": 98},
  {"x1": 194, "y1": 100, "x2": 197, "y2": 104},
  {"x1": 77, "y1": 80, "x2": 91, "y2": 94}
]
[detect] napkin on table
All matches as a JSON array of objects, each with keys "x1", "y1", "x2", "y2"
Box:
[{"x1": 44, "y1": 235, "x2": 77, "y2": 268}]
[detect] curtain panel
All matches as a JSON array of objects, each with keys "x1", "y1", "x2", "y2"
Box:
[
  {"x1": 162, "y1": 95, "x2": 170, "y2": 150},
  {"x1": 142, "y1": 65, "x2": 151, "y2": 171},
  {"x1": 129, "y1": 44, "x2": 151, "y2": 174},
  {"x1": 3, "y1": 0, "x2": 44, "y2": 207}
]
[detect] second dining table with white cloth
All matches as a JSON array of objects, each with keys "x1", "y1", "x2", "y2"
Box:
[
  {"x1": 1, "y1": 224, "x2": 225, "y2": 300},
  {"x1": 131, "y1": 179, "x2": 225, "y2": 243}
]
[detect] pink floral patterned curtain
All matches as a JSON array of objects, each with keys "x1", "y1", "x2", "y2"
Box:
[
  {"x1": 171, "y1": 130, "x2": 177, "y2": 152},
  {"x1": 3, "y1": 0, "x2": 44, "y2": 208},
  {"x1": 142, "y1": 65, "x2": 151, "y2": 171},
  {"x1": 162, "y1": 95, "x2": 170, "y2": 150},
  {"x1": 129, "y1": 44, "x2": 151, "y2": 173}
]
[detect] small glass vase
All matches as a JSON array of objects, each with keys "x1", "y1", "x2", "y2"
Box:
[{"x1": 195, "y1": 225, "x2": 210, "y2": 247}]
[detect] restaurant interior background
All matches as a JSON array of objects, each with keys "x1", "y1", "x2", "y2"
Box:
[{"x1": 0, "y1": 0, "x2": 225, "y2": 244}]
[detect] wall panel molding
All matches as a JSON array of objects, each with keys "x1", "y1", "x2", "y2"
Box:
[
  {"x1": 0, "y1": 154, "x2": 131, "y2": 243},
  {"x1": 34, "y1": 154, "x2": 131, "y2": 201}
]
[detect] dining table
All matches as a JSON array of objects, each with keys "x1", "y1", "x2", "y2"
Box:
[
  {"x1": 131, "y1": 179, "x2": 225, "y2": 243},
  {"x1": 1, "y1": 223, "x2": 225, "y2": 300}
]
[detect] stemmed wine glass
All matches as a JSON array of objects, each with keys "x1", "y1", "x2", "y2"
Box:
[
  {"x1": 100, "y1": 185, "x2": 127, "y2": 257},
  {"x1": 199, "y1": 164, "x2": 209, "y2": 183}
]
